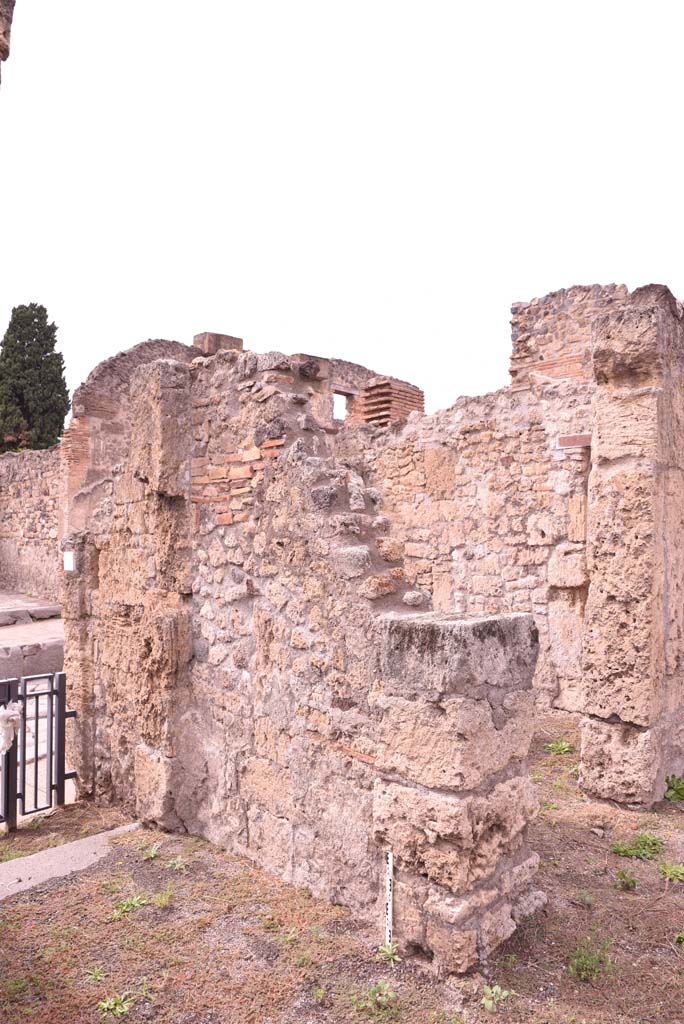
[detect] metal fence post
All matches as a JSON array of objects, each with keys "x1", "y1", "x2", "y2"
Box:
[
  {"x1": 55, "y1": 672, "x2": 67, "y2": 807},
  {"x1": 5, "y1": 678, "x2": 19, "y2": 831}
]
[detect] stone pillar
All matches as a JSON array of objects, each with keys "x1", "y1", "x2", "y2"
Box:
[
  {"x1": 580, "y1": 286, "x2": 684, "y2": 805},
  {"x1": 62, "y1": 360, "x2": 195, "y2": 820},
  {"x1": 372, "y1": 611, "x2": 543, "y2": 974}
]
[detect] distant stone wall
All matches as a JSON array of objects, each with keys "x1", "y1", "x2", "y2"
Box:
[
  {"x1": 0, "y1": 446, "x2": 61, "y2": 600},
  {"x1": 63, "y1": 345, "x2": 542, "y2": 974}
]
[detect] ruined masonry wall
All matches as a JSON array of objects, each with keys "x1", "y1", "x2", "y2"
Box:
[
  {"x1": 343, "y1": 380, "x2": 593, "y2": 709},
  {"x1": 61, "y1": 338, "x2": 195, "y2": 535},
  {"x1": 352, "y1": 283, "x2": 684, "y2": 807},
  {"x1": 59, "y1": 281, "x2": 684, "y2": 973},
  {"x1": 0, "y1": 446, "x2": 61, "y2": 600},
  {"x1": 63, "y1": 346, "x2": 543, "y2": 974},
  {"x1": 509, "y1": 285, "x2": 629, "y2": 387},
  {"x1": 579, "y1": 286, "x2": 684, "y2": 804}
]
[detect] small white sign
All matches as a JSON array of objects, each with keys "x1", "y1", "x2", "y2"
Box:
[
  {"x1": 63, "y1": 550, "x2": 75, "y2": 572},
  {"x1": 385, "y1": 850, "x2": 394, "y2": 945}
]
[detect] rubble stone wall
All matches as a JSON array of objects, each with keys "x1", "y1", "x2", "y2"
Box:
[
  {"x1": 62, "y1": 346, "x2": 542, "y2": 974},
  {"x1": 347, "y1": 283, "x2": 684, "y2": 806},
  {"x1": 0, "y1": 446, "x2": 61, "y2": 599},
  {"x1": 340, "y1": 380, "x2": 593, "y2": 710},
  {"x1": 54, "y1": 282, "x2": 684, "y2": 974},
  {"x1": 61, "y1": 339, "x2": 195, "y2": 536},
  {"x1": 509, "y1": 284, "x2": 629, "y2": 387}
]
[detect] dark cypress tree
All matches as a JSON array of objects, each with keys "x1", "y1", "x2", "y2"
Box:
[{"x1": 0, "y1": 304, "x2": 70, "y2": 452}]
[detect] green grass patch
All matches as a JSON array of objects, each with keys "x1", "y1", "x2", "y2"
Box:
[{"x1": 611, "y1": 831, "x2": 664, "y2": 861}]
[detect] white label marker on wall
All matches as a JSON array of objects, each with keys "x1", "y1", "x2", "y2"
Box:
[{"x1": 385, "y1": 849, "x2": 394, "y2": 945}]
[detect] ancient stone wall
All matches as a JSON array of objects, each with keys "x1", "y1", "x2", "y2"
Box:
[
  {"x1": 61, "y1": 338, "x2": 196, "y2": 536},
  {"x1": 0, "y1": 446, "x2": 61, "y2": 599},
  {"x1": 579, "y1": 286, "x2": 684, "y2": 805},
  {"x1": 509, "y1": 284, "x2": 629, "y2": 388},
  {"x1": 339, "y1": 378, "x2": 593, "y2": 709},
  {"x1": 56, "y1": 282, "x2": 684, "y2": 973},
  {"x1": 62, "y1": 344, "x2": 542, "y2": 973},
  {"x1": 340, "y1": 283, "x2": 684, "y2": 807}
]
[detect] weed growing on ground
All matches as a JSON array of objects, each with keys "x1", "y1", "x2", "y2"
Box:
[
  {"x1": 167, "y1": 855, "x2": 186, "y2": 872},
  {"x1": 429, "y1": 1013, "x2": 464, "y2": 1024},
  {"x1": 481, "y1": 984, "x2": 512, "y2": 1012},
  {"x1": 97, "y1": 992, "x2": 134, "y2": 1017},
  {"x1": 611, "y1": 831, "x2": 664, "y2": 860},
  {"x1": 353, "y1": 980, "x2": 399, "y2": 1017},
  {"x1": 665, "y1": 774, "x2": 684, "y2": 801},
  {"x1": 2, "y1": 976, "x2": 30, "y2": 998},
  {"x1": 0, "y1": 848, "x2": 25, "y2": 863},
  {"x1": 139, "y1": 978, "x2": 154, "y2": 1001},
  {"x1": 99, "y1": 879, "x2": 124, "y2": 895},
  {"x1": 567, "y1": 763, "x2": 580, "y2": 777},
  {"x1": 312, "y1": 985, "x2": 327, "y2": 1004},
  {"x1": 259, "y1": 912, "x2": 282, "y2": 932},
  {"x1": 140, "y1": 841, "x2": 162, "y2": 861},
  {"x1": 568, "y1": 937, "x2": 612, "y2": 982},
  {"x1": 614, "y1": 869, "x2": 637, "y2": 892},
  {"x1": 87, "y1": 966, "x2": 107, "y2": 982},
  {"x1": 376, "y1": 942, "x2": 401, "y2": 967},
  {"x1": 152, "y1": 884, "x2": 173, "y2": 909},
  {"x1": 112, "y1": 895, "x2": 149, "y2": 920},
  {"x1": 675, "y1": 932, "x2": 684, "y2": 946},
  {"x1": 659, "y1": 862, "x2": 684, "y2": 883},
  {"x1": 544, "y1": 739, "x2": 575, "y2": 755}
]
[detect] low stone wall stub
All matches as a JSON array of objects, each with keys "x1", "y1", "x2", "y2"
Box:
[{"x1": 372, "y1": 611, "x2": 543, "y2": 972}]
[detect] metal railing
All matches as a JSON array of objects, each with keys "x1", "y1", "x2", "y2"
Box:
[{"x1": 0, "y1": 672, "x2": 76, "y2": 830}]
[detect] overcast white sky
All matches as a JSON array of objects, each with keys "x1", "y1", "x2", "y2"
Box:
[{"x1": 1, "y1": 1, "x2": 683, "y2": 413}]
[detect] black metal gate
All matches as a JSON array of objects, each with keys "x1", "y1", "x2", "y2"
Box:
[{"x1": 0, "y1": 672, "x2": 76, "y2": 831}]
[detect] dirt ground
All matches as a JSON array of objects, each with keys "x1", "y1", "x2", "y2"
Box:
[
  {"x1": 2, "y1": 715, "x2": 684, "y2": 1024},
  {"x1": 0, "y1": 802, "x2": 130, "y2": 862}
]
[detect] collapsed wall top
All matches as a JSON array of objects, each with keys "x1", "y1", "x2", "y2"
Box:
[
  {"x1": 509, "y1": 285, "x2": 630, "y2": 388},
  {"x1": 190, "y1": 333, "x2": 425, "y2": 427}
]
